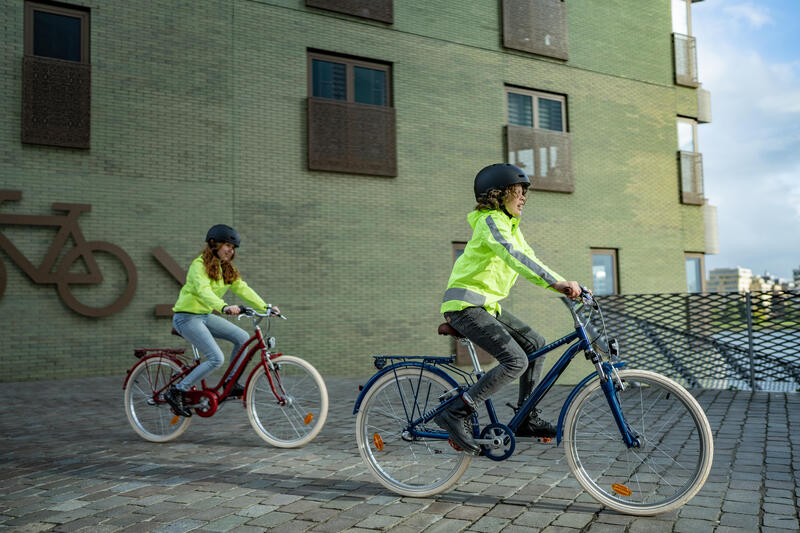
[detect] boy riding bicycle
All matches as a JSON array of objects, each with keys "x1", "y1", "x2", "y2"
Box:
[{"x1": 435, "y1": 163, "x2": 581, "y2": 454}]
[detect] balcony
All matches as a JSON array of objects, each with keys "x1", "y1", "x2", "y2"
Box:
[
  {"x1": 502, "y1": 0, "x2": 568, "y2": 60},
  {"x1": 673, "y1": 33, "x2": 699, "y2": 87},
  {"x1": 507, "y1": 125, "x2": 573, "y2": 193},
  {"x1": 307, "y1": 97, "x2": 397, "y2": 177},
  {"x1": 679, "y1": 150, "x2": 705, "y2": 205},
  {"x1": 21, "y1": 55, "x2": 91, "y2": 149},
  {"x1": 697, "y1": 88, "x2": 712, "y2": 123}
]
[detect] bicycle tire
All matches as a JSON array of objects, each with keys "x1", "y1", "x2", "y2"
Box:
[
  {"x1": 56, "y1": 241, "x2": 137, "y2": 318},
  {"x1": 563, "y1": 368, "x2": 713, "y2": 515},
  {"x1": 246, "y1": 355, "x2": 328, "y2": 448},
  {"x1": 355, "y1": 367, "x2": 471, "y2": 497},
  {"x1": 124, "y1": 357, "x2": 191, "y2": 442}
]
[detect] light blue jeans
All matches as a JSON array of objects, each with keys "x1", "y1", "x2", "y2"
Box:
[{"x1": 172, "y1": 313, "x2": 251, "y2": 391}]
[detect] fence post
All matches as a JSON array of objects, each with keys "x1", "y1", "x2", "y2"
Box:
[{"x1": 745, "y1": 291, "x2": 756, "y2": 390}]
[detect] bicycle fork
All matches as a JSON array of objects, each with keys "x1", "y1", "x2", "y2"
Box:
[{"x1": 596, "y1": 361, "x2": 641, "y2": 449}]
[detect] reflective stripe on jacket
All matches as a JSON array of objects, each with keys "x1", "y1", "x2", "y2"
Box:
[
  {"x1": 441, "y1": 209, "x2": 565, "y2": 315},
  {"x1": 173, "y1": 256, "x2": 268, "y2": 314}
]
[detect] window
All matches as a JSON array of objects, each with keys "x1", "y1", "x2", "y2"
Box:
[
  {"x1": 502, "y1": 0, "x2": 568, "y2": 60},
  {"x1": 685, "y1": 253, "x2": 704, "y2": 293},
  {"x1": 25, "y1": 1, "x2": 89, "y2": 63},
  {"x1": 678, "y1": 117, "x2": 704, "y2": 205},
  {"x1": 507, "y1": 90, "x2": 564, "y2": 131},
  {"x1": 310, "y1": 52, "x2": 390, "y2": 107},
  {"x1": 672, "y1": 0, "x2": 699, "y2": 86},
  {"x1": 506, "y1": 87, "x2": 573, "y2": 193},
  {"x1": 307, "y1": 51, "x2": 396, "y2": 176},
  {"x1": 591, "y1": 249, "x2": 618, "y2": 296},
  {"x1": 671, "y1": 0, "x2": 692, "y2": 35},
  {"x1": 22, "y1": 1, "x2": 91, "y2": 149}
]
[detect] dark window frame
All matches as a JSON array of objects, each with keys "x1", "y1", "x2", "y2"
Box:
[
  {"x1": 505, "y1": 86, "x2": 567, "y2": 132},
  {"x1": 308, "y1": 51, "x2": 392, "y2": 107},
  {"x1": 24, "y1": 1, "x2": 90, "y2": 64},
  {"x1": 591, "y1": 248, "x2": 619, "y2": 295}
]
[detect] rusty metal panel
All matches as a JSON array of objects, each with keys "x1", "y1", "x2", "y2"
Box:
[
  {"x1": 306, "y1": 0, "x2": 393, "y2": 23},
  {"x1": 21, "y1": 55, "x2": 91, "y2": 149},
  {"x1": 308, "y1": 97, "x2": 397, "y2": 177},
  {"x1": 506, "y1": 125, "x2": 573, "y2": 192},
  {"x1": 503, "y1": 0, "x2": 568, "y2": 60}
]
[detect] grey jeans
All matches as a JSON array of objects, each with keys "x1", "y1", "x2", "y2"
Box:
[
  {"x1": 172, "y1": 312, "x2": 251, "y2": 391},
  {"x1": 444, "y1": 307, "x2": 545, "y2": 406}
]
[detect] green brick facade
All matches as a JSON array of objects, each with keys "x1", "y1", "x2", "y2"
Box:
[{"x1": 0, "y1": 0, "x2": 710, "y2": 383}]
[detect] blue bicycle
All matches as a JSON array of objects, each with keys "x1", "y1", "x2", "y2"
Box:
[{"x1": 353, "y1": 290, "x2": 713, "y2": 515}]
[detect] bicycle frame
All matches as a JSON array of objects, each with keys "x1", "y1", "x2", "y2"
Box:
[
  {"x1": 355, "y1": 303, "x2": 640, "y2": 450},
  {"x1": 123, "y1": 318, "x2": 288, "y2": 416}
]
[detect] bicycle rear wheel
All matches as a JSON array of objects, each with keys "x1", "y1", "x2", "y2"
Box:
[
  {"x1": 246, "y1": 355, "x2": 328, "y2": 448},
  {"x1": 563, "y1": 369, "x2": 713, "y2": 515},
  {"x1": 355, "y1": 367, "x2": 471, "y2": 497},
  {"x1": 124, "y1": 357, "x2": 191, "y2": 442}
]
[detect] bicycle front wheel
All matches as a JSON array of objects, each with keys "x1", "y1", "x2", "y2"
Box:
[
  {"x1": 124, "y1": 357, "x2": 191, "y2": 442},
  {"x1": 246, "y1": 355, "x2": 328, "y2": 448},
  {"x1": 355, "y1": 367, "x2": 471, "y2": 497},
  {"x1": 563, "y1": 369, "x2": 713, "y2": 516}
]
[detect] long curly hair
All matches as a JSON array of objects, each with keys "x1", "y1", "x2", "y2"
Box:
[
  {"x1": 474, "y1": 183, "x2": 528, "y2": 211},
  {"x1": 201, "y1": 243, "x2": 240, "y2": 284}
]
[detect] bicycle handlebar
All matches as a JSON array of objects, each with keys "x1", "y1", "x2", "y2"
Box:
[{"x1": 237, "y1": 305, "x2": 287, "y2": 320}]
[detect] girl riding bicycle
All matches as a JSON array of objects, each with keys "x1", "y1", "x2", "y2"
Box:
[
  {"x1": 165, "y1": 224, "x2": 279, "y2": 417},
  {"x1": 436, "y1": 163, "x2": 582, "y2": 454}
]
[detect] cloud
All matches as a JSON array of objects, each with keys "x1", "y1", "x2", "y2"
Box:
[
  {"x1": 693, "y1": 2, "x2": 800, "y2": 279},
  {"x1": 722, "y1": 4, "x2": 774, "y2": 29}
]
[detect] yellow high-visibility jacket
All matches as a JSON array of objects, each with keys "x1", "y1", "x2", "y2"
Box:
[
  {"x1": 441, "y1": 209, "x2": 564, "y2": 316},
  {"x1": 173, "y1": 256, "x2": 267, "y2": 314}
]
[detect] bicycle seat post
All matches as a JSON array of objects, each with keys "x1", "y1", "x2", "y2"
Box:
[{"x1": 461, "y1": 338, "x2": 483, "y2": 375}]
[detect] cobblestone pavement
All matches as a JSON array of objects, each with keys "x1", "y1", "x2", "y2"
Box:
[{"x1": 1, "y1": 374, "x2": 798, "y2": 532}]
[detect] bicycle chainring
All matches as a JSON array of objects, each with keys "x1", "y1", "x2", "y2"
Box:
[{"x1": 479, "y1": 423, "x2": 515, "y2": 461}]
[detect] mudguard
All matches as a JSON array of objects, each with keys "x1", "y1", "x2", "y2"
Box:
[
  {"x1": 556, "y1": 361, "x2": 627, "y2": 445},
  {"x1": 353, "y1": 361, "x2": 461, "y2": 415}
]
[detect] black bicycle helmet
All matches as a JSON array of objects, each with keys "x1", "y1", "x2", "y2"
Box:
[
  {"x1": 473, "y1": 163, "x2": 531, "y2": 201},
  {"x1": 206, "y1": 224, "x2": 240, "y2": 247}
]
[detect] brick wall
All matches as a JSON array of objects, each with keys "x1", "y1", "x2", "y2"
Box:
[{"x1": 0, "y1": 0, "x2": 709, "y2": 383}]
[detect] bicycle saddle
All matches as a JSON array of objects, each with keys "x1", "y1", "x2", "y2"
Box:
[
  {"x1": 171, "y1": 328, "x2": 184, "y2": 338},
  {"x1": 437, "y1": 323, "x2": 463, "y2": 338}
]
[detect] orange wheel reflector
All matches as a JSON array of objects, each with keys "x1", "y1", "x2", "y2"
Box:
[
  {"x1": 170, "y1": 416, "x2": 180, "y2": 425},
  {"x1": 373, "y1": 433, "x2": 384, "y2": 451},
  {"x1": 304, "y1": 413, "x2": 314, "y2": 425},
  {"x1": 612, "y1": 483, "x2": 632, "y2": 496}
]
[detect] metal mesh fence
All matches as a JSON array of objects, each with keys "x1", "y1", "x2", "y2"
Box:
[{"x1": 593, "y1": 291, "x2": 800, "y2": 392}]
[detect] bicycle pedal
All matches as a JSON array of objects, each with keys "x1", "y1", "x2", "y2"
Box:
[{"x1": 447, "y1": 438, "x2": 463, "y2": 452}]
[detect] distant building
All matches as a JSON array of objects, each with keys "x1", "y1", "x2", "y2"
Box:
[
  {"x1": 794, "y1": 266, "x2": 800, "y2": 284},
  {"x1": 707, "y1": 267, "x2": 753, "y2": 293}
]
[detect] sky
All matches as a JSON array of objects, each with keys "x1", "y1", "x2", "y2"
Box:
[{"x1": 691, "y1": 1, "x2": 800, "y2": 281}]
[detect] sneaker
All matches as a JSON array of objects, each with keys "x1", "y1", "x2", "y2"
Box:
[
  {"x1": 165, "y1": 386, "x2": 191, "y2": 417},
  {"x1": 515, "y1": 408, "x2": 556, "y2": 438},
  {"x1": 229, "y1": 383, "x2": 245, "y2": 398},
  {"x1": 433, "y1": 396, "x2": 481, "y2": 455}
]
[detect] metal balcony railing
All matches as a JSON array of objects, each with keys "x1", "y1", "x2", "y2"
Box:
[
  {"x1": 673, "y1": 33, "x2": 699, "y2": 87},
  {"x1": 679, "y1": 150, "x2": 705, "y2": 205},
  {"x1": 593, "y1": 291, "x2": 800, "y2": 392}
]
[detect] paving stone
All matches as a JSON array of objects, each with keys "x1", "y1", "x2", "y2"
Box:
[{"x1": 0, "y1": 378, "x2": 798, "y2": 533}]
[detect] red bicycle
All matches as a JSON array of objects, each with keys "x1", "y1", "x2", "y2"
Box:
[{"x1": 122, "y1": 306, "x2": 328, "y2": 447}]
